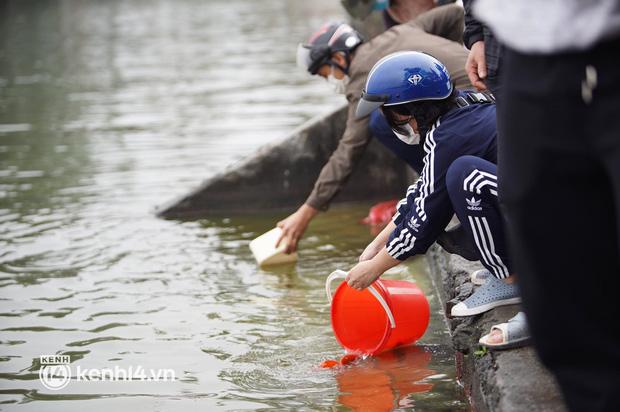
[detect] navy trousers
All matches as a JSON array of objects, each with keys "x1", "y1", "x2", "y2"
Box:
[{"x1": 446, "y1": 155, "x2": 512, "y2": 279}]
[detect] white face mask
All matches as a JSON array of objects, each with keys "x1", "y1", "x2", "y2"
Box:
[
  {"x1": 392, "y1": 123, "x2": 421, "y2": 145},
  {"x1": 327, "y1": 67, "x2": 349, "y2": 95}
]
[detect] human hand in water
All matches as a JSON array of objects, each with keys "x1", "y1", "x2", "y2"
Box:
[
  {"x1": 276, "y1": 204, "x2": 318, "y2": 253},
  {"x1": 466, "y1": 41, "x2": 487, "y2": 91}
]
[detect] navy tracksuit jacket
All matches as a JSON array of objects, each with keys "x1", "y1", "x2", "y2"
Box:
[{"x1": 372, "y1": 102, "x2": 512, "y2": 279}]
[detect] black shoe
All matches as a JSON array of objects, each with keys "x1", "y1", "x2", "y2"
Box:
[{"x1": 436, "y1": 223, "x2": 478, "y2": 261}]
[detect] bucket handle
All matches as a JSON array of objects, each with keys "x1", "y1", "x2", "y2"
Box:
[{"x1": 325, "y1": 270, "x2": 396, "y2": 329}]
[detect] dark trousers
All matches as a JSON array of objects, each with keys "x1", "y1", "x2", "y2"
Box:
[
  {"x1": 498, "y1": 39, "x2": 620, "y2": 411},
  {"x1": 446, "y1": 155, "x2": 512, "y2": 279}
]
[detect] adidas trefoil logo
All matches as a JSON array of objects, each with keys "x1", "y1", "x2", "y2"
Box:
[
  {"x1": 466, "y1": 196, "x2": 483, "y2": 211},
  {"x1": 408, "y1": 217, "x2": 420, "y2": 231}
]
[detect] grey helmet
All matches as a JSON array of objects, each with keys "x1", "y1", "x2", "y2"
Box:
[{"x1": 296, "y1": 22, "x2": 364, "y2": 75}]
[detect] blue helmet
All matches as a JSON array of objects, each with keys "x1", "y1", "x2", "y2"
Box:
[{"x1": 356, "y1": 51, "x2": 453, "y2": 118}]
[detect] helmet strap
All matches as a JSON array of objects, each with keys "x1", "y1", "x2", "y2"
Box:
[
  {"x1": 329, "y1": 52, "x2": 350, "y2": 75},
  {"x1": 343, "y1": 51, "x2": 354, "y2": 74}
]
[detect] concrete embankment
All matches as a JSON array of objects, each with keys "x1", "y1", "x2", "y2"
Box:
[
  {"x1": 425, "y1": 246, "x2": 568, "y2": 412},
  {"x1": 157, "y1": 103, "x2": 412, "y2": 219}
]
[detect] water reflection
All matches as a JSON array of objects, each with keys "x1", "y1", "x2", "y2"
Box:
[
  {"x1": 336, "y1": 346, "x2": 434, "y2": 411},
  {"x1": 1, "y1": 0, "x2": 467, "y2": 410}
]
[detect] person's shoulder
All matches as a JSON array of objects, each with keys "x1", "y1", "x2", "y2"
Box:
[
  {"x1": 355, "y1": 28, "x2": 401, "y2": 64},
  {"x1": 393, "y1": 26, "x2": 465, "y2": 63},
  {"x1": 347, "y1": 49, "x2": 371, "y2": 103},
  {"x1": 422, "y1": 118, "x2": 453, "y2": 150},
  {"x1": 457, "y1": 103, "x2": 497, "y2": 121},
  {"x1": 352, "y1": 23, "x2": 457, "y2": 68},
  {"x1": 349, "y1": 42, "x2": 372, "y2": 74},
  {"x1": 445, "y1": 103, "x2": 496, "y2": 121},
  {"x1": 390, "y1": 21, "x2": 424, "y2": 39},
  {"x1": 433, "y1": 104, "x2": 496, "y2": 141},
  {"x1": 409, "y1": 3, "x2": 464, "y2": 29}
]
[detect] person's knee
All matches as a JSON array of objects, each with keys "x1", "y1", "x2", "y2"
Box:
[
  {"x1": 448, "y1": 155, "x2": 499, "y2": 200},
  {"x1": 446, "y1": 155, "x2": 480, "y2": 195}
]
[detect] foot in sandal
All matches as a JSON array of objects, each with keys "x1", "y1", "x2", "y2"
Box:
[{"x1": 479, "y1": 311, "x2": 532, "y2": 350}]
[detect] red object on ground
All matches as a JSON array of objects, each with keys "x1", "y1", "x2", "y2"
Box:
[
  {"x1": 361, "y1": 199, "x2": 399, "y2": 225},
  {"x1": 330, "y1": 279, "x2": 430, "y2": 356}
]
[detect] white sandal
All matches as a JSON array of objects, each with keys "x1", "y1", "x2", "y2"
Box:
[{"x1": 479, "y1": 312, "x2": 531, "y2": 350}]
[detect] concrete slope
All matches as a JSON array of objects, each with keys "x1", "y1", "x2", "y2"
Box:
[{"x1": 157, "y1": 103, "x2": 411, "y2": 218}]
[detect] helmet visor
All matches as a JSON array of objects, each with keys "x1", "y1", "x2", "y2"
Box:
[
  {"x1": 355, "y1": 90, "x2": 389, "y2": 119},
  {"x1": 381, "y1": 105, "x2": 411, "y2": 128},
  {"x1": 296, "y1": 44, "x2": 312, "y2": 72},
  {"x1": 297, "y1": 43, "x2": 331, "y2": 74}
]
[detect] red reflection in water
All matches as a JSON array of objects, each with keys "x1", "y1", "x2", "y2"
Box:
[{"x1": 334, "y1": 346, "x2": 435, "y2": 411}]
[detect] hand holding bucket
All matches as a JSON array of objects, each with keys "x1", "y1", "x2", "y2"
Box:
[
  {"x1": 326, "y1": 270, "x2": 396, "y2": 328},
  {"x1": 325, "y1": 270, "x2": 430, "y2": 355}
]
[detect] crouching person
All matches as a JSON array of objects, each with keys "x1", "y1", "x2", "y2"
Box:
[{"x1": 349, "y1": 51, "x2": 530, "y2": 349}]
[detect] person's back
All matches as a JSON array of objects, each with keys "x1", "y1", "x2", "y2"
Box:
[
  {"x1": 348, "y1": 22, "x2": 470, "y2": 100},
  {"x1": 429, "y1": 102, "x2": 498, "y2": 164}
]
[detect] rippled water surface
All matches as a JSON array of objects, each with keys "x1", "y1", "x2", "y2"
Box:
[{"x1": 0, "y1": 1, "x2": 468, "y2": 410}]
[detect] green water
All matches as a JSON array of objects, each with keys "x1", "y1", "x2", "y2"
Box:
[{"x1": 0, "y1": 1, "x2": 468, "y2": 410}]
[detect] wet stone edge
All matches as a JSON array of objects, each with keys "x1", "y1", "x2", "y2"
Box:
[{"x1": 424, "y1": 244, "x2": 568, "y2": 412}]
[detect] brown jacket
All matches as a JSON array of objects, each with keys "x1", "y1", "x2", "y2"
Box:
[{"x1": 306, "y1": 4, "x2": 471, "y2": 210}]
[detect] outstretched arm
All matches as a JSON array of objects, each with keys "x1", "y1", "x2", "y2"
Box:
[
  {"x1": 276, "y1": 204, "x2": 318, "y2": 253},
  {"x1": 359, "y1": 221, "x2": 396, "y2": 262},
  {"x1": 346, "y1": 247, "x2": 400, "y2": 290},
  {"x1": 277, "y1": 99, "x2": 372, "y2": 253}
]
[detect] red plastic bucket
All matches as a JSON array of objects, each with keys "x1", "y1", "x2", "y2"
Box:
[{"x1": 326, "y1": 270, "x2": 430, "y2": 355}]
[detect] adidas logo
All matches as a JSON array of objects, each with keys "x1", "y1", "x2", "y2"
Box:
[
  {"x1": 466, "y1": 196, "x2": 483, "y2": 211},
  {"x1": 408, "y1": 217, "x2": 420, "y2": 231}
]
